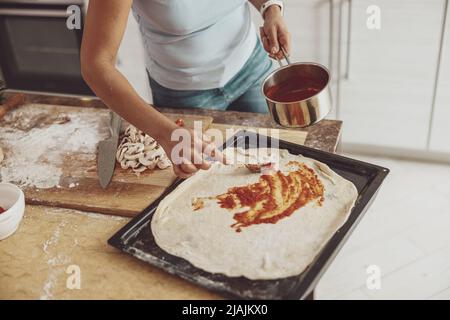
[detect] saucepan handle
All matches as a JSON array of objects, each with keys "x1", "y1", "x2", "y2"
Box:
[{"x1": 276, "y1": 47, "x2": 291, "y2": 67}]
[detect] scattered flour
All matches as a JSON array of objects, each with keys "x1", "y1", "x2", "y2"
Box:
[
  {"x1": 38, "y1": 206, "x2": 126, "y2": 299},
  {"x1": 40, "y1": 220, "x2": 69, "y2": 300},
  {"x1": 40, "y1": 252, "x2": 72, "y2": 300},
  {"x1": 0, "y1": 105, "x2": 109, "y2": 189}
]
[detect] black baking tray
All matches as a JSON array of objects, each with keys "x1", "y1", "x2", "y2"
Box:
[{"x1": 108, "y1": 130, "x2": 389, "y2": 300}]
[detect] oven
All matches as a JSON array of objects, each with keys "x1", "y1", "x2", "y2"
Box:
[{"x1": 0, "y1": 0, "x2": 93, "y2": 96}]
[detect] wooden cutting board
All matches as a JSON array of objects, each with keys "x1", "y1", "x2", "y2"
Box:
[
  {"x1": 28, "y1": 124, "x2": 307, "y2": 217},
  {"x1": 0, "y1": 103, "x2": 213, "y2": 217}
]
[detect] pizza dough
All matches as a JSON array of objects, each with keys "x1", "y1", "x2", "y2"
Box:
[
  {"x1": 116, "y1": 125, "x2": 171, "y2": 174},
  {"x1": 151, "y1": 148, "x2": 358, "y2": 280}
]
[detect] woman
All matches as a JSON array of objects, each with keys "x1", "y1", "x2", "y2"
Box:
[{"x1": 81, "y1": 0, "x2": 291, "y2": 178}]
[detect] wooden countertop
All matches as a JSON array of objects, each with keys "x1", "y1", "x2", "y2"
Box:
[{"x1": 0, "y1": 107, "x2": 342, "y2": 300}]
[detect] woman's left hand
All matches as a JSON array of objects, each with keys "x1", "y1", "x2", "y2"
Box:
[{"x1": 260, "y1": 5, "x2": 291, "y2": 60}]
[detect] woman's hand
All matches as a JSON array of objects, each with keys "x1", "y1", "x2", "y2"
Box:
[
  {"x1": 259, "y1": 5, "x2": 291, "y2": 60},
  {"x1": 158, "y1": 125, "x2": 225, "y2": 179}
]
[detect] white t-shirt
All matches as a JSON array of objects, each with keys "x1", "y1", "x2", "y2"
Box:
[{"x1": 132, "y1": 0, "x2": 257, "y2": 90}]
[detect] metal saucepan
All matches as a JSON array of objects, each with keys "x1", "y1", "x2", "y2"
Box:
[{"x1": 262, "y1": 51, "x2": 332, "y2": 128}]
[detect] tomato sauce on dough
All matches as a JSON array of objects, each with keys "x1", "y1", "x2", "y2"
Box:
[{"x1": 213, "y1": 162, "x2": 325, "y2": 232}]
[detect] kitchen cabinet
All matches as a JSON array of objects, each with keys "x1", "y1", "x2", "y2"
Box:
[
  {"x1": 338, "y1": 0, "x2": 446, "y2": 150},
  {"x1": 429, "y1": 3, "x2": 450, "y2": 153}
]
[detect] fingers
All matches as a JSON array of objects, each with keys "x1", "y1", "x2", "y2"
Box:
[
  {"x1": 278, "y1": 27, "x2": 291, "y2": 57},
  {"x1": 260, "y1": 27, "x2": 271, "y2": 55},
  {"x1": 266, "y1": 27, "x2": 280, "y2": 57},
  {"x1": 193, "y1": 149, "x2": 211, "y2": 170},
  {"x1": 171, "y1": 144, "x2": 213, "y2": 179},
  {"x1": 172, "y1": 163, "x2": 193, "y2": 179},
  {"x1": 173, "y1": 154, "x2": 211, "y2": 178},
  {"x1": 202, "y1": 141, "x2": 227, "y2": 164},
  {"x1": 260, "y1": 23, "x2": 291, "y2": 59},
  {"x1": 180, "y1": 158, "x2": 198, "y2": 174},
  {"x1": 170, "y1": 131, "x2": 230, "y2": 179},
  {"x1": 200, "y1": 132, "x2": 228, "y2": 164},
  {"x1": 191, "y1": 134, "x2": 212, "y2": 169}
]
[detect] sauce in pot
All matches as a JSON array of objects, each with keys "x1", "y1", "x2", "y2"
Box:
[{"x1": 265, "y1": 76, "x2": 322, "y2": 103}]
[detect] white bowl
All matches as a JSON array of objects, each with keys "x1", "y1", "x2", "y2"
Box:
[{"x1": 0, "y1": 183, "x2": 25, "y2": 240}]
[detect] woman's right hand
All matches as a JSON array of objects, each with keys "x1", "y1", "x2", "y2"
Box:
[{"x1": 159, "y1": 125, "x2": 225, "y2": 179}]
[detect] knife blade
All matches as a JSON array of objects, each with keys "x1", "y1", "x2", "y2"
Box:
[{"x1": 98, "y1": 112, "x2": 122, "y2": 189}]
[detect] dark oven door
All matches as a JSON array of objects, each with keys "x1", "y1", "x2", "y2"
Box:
[{"x1": 0, "y1": 2, "x2": 93, "y2": 95}]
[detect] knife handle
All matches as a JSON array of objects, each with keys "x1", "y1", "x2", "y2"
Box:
[{"x1": 0, "y1": 93, "x2": 25, "y2": 120}]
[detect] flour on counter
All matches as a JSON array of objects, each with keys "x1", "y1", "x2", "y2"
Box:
[
  {"x1": 0, "y1": 105, "x2": 109, "y2": 189},
  {"x1": 40, "y1": 220, "x2": 69, "y2": 300}
]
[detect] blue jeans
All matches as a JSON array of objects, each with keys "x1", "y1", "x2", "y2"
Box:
[{"x1": 148, "y1": 40, "x2": 274, "y2": 113}]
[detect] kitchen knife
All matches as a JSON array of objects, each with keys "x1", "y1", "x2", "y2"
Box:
[{"x1": 97, "y1": 112, "x2": 122, "y2": 189}]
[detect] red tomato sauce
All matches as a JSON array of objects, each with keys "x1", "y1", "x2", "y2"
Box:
[
  {"x1": 215, "y1": 162, "x2": 325, "y2": 232},
  {"x1": 265, "y1": 76, "x2": 322, "y2": 103}
]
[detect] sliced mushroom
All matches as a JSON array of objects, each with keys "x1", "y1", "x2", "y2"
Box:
[
  {"x1": 143, "y1": 140, "x2": 157, "y2": 151},
  {"x1": 133, "y1": 165, "x2": 148, "y2": 174},
  {"x1": 123, "y1": 143, "x2": 144, "y2": 160},
  {"x1": 138, "y1": 152, "x2": 157, "y2": 167},
  {"x1": 116, "y1": 125, "x2": 171, "y2": 175},
  {"x1": 152, "y1": 146, "x2": 165, "y2": 158},
  {"x1": 116, "y1": 145, "x2": 128, "y2": 161},
  {"x1": 121, "y1": 159, "x2": 138, "y2": 170},
  {"x1": 143, "y1": 135, "x2": 155, "y2": 146},
  {"x1": 157, "y1": 157, "x2": 172, "y2": 169}
]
